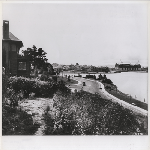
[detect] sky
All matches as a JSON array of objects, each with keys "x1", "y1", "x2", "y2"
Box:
[{"x1": 2, "y1": 2, "x2": 148, "y2": 67}]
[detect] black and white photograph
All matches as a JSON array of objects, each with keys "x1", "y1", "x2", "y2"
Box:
[{"x1": 1, "y1": 0, "x2": 149, "y2": 143}]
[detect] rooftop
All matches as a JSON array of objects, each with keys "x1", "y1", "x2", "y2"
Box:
[
  {"x1": 9, "y1": 32, "x2": 22, "y2": 41},
  {"x1": 3, "y1": 32, "x2": 23, "y2": 48}
]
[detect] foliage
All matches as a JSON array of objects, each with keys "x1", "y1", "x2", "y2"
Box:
[
  {"x1": 2, "y1": 74, "x2": 8, "y2": 101},
  {"x1": 102, "y1": 78, "x2": 113, "y2": 85},
  {"x1": 91, "y1": 66, "x2": 110, "y2": 73},
  {"x1": 22, "y1": 45, "x2": 55, "y2": 75},
  {"x1": 7, "y1": 76, "x2": 36, "y2": 98},
  {"x1": 2, "y1": 74, "x2": 71, "y2": 135},
  {"x1": 22, "y1": 45, "x2": 47, "y2": 69},
  {"x1": 7, "y1": 76, "x2": 70, "y2": 98},
  {"x1": 86, "y1": 75, "x2": 96, "y2": 79},
  {"x1": 43, "y1": 91, "x2": 147, "y2": 135},
  {"x1": 2, "y1": 74, "x2": 40, "y2": 135},
  {"x1": 2, "y1": 105, "x2": 40, "y2": 135}
]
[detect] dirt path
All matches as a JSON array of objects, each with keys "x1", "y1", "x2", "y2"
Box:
[{"x1": 19, "y1": 98, "x2": 53, "y2": 135}]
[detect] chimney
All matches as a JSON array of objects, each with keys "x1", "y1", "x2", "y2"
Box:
[{"x1": 3, "y1": 20, "x2": 9, "y2": 39}]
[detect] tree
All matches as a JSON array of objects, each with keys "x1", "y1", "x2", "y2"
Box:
[
  {"x1": 22, "y1": 45, "x2": 55, "y2": 75},
  {"x1": 46, "y1": 63, "x2": 55, "y2": 75},
  {"x1": 22, "y1": 45, "x2": 48, "y2": 69},
  {"x1": 104, "y1": 67, "x2": 110, "y2": 73}
]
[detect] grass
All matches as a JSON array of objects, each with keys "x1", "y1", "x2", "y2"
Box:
[
  {"x1": 105, "y1": 89, "x2": 148, "y2": 110},
  {"x1": 43, "y1": 91, "x2": 148, "y2": 135}
]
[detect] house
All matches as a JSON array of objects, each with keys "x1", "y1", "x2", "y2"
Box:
[
  {"x1": 2, "y1": 20, "x2": 30, "y2": 77},
  {"x1": 115, "y1": 63, "x2": 141, "y2": 71}
]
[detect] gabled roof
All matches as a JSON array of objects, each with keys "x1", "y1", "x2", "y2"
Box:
[
  {"x1": 9, "y1": 32, "x2": 21, "y2": 41},
  {"x1": 3, "y1": 32, "x2": 23, "y2": 48}
]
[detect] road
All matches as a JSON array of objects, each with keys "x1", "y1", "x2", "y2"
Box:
[
  {"x1": 71, "y1": 77, "x2": 148, "y2": 116},
  {"x1": 70, "y1": 77, "x2": 108, "y2": 99}
]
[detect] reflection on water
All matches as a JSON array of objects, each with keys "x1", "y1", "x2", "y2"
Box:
[{"x1": 63, "y1": 71, "x2": 148, "y2": 103}]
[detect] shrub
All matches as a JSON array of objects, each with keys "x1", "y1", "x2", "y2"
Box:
[
  {"x1": 2, "y1": 105, "x2": 40, "y2": 135},
  {"x1": 2, "y1": 74, "x2": 9, "y2": 102},
  {"x1": 86, "y1": 75, "x2": 96, "y2": 79},
  {"x1": 102, "y1": 78, "x2": 113, "y2": 84},
  {"x1": 2, "y1": 75, "x2": 40, "y2": 135},
  {"x1": 7, "y1": 76, "x2": 70, "y2": 98},
  {"x1": 7, "y1": 77, "x2": 36, "y2": 98},
  {"x1": 57, "y1": 80, "x2": 71, "y2": 95},
  {"x1": 43, "y1": 91, "x2": 147, "y2": 135},
  {"x1": 40, "y1": 74, "x2": 48, "y2": 81},
  {"x1": 52, "y1": 76, "x2": 57, "y2": 82}
]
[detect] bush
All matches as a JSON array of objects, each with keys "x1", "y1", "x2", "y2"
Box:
[
  {"x1": 102, "y1": 78, "x2": 113, "y2": 84},
  {"x1": 57, "y1": 80, "x2": 71, "y2": 95},
  {"x1": 2, "y1": 105, "x2": 40, "y2": 135},
  {"x1": 6, "y1": 76, "x2": 70, "y2": 98},
  {"x1": 2, "y1": 74, "x2": 8, "y2": 101},
  {"x1": 86, "y1": 75, "x2": 96, "y2": 79},
  {"x1": 43, "y1": 91, "x2": 147, "y2": 135},
  {"x1": 7, "y1": 77, "x2": 35, "y2": 98},
  {"x1": 2, "y1": 75, "x2": 40, "y2": 135},
  {"x1": 40, "y1": 74, "x2": 48, "y2": 81},
  {"x1": 52, "y1": 76, "x2": 57, "y2": 82}
]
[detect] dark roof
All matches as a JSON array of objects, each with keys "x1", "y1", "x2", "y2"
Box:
[
  {"x1": 118, "y1": 64, "x2": 141, "y2": 68},
  {"x1": 119, "y1": 64, "x2": 130, "y2": 67},
  {"x1": 3, "y1": 32, "x2": 23, "y2": 48}
]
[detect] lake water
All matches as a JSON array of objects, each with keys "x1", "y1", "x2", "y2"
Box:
[
  {"x1": 105, "y1": 72, "x2": 148, "y2": 103},
  {"x1": 63, "y1": 71, "x2": 148, "y2": 103}
]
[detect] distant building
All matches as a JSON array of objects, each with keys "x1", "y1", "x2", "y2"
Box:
[
  {"x1": 141, "y1": 67, "x2": 148, "y2": 72},
  {"x1": 2, "y1": 20, "x2": 30, "y2": 77},
  {"x1": 115, "y1": 63, "x2": 141, "y2": 71}
]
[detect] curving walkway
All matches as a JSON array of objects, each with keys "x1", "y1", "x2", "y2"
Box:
[{"x1": 73, "y1": 77, "x2": 148, "y2": 116}]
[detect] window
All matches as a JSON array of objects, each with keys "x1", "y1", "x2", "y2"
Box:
[{"x1": 18, "y1": 62, "x2": 26, "y2": 70}]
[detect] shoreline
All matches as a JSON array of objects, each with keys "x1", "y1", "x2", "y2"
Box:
[
  {"x1": 63, "y1": 74, "x2": 147, "y2": 115},
  {"x1": 63, "y1": 70, "x2": 148, "y2": 74},
  {"x1": 74, "y1": 77, "x2": 148, "y2": 116},
  {"x1": 97, "y1": 80, "x2": 148, "y2": 116},
  {"x1": 62, "y1": 71, "x2": 147, "y2": 103},
  {"x1": 101, "y1": 82, "x2": 148, "y2": 111}
]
